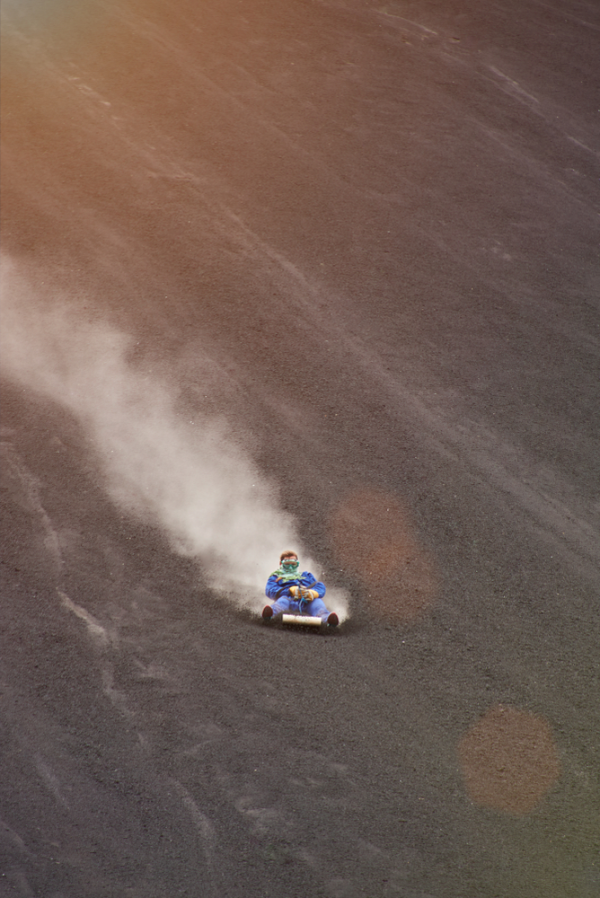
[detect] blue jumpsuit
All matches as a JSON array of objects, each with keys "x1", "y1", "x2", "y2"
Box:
[{"x1": 265, "y1": 571, "x2": 329, "y2": 620}]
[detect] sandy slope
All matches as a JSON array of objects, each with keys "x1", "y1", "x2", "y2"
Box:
[{"x1": 1, "y1": 0, "x2": 599, "y2": 895}]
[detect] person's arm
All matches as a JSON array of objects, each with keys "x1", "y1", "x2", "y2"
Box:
[
  {"x1": 301, "y1": 572, "x2": 326, "y2": 599},
  {"x1": 265, "y1": 574, "x2": 281, "y2": 599},
  {"x1": 266, "y1": 574, "x2": 299, "y2": 599}
]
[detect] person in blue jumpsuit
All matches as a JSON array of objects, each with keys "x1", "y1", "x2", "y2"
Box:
[{"x1": 262, "y1": 551, "x2": 339, "y2": 627}]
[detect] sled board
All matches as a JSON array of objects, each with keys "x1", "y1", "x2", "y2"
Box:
[{"x1": 281, "y1": 613, "x2": 322, "y2": 627}]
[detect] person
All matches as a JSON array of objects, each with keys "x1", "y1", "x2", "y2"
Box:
[{"x1": 262, "y1": 551, "x2": 339, "y2": 627}]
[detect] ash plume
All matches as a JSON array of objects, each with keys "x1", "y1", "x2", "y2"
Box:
[{"x1": 1, "y1": 257, "x2": 348, "y2": 615}]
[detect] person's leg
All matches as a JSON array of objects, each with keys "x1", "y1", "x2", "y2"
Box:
[
  {"x1": 270, "y1": 596, "x2": 293, "y2": 615},
  {"x1": 307, "y1": 597, "x2": 329, "y2": 620},
  {"x1": 307, "y1": 597, "x2": 339, "y2": 627}
]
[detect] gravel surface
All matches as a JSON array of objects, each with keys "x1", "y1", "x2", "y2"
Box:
[{"x1": 1, "y1": 0, "x2": 599, "y2": 895}]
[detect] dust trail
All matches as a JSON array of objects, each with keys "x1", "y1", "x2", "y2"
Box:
[{"x1": 0, "y1": 257, "x2": 348, "y2": 615}]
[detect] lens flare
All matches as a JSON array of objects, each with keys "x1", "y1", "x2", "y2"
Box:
[
  {"x1": 458, "y1": 705, "x2": 560, "y2": 816},
  {"x1": 328, "y1": 487, "x2": 437, "y2": 622}
]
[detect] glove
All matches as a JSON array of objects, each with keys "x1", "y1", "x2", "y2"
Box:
[
  {"x1": 289, "y1": 586, "x2": 300, "y2": 597},
  {"x1": 301, "y1": 589, "x2": 319, "y2": 601}
]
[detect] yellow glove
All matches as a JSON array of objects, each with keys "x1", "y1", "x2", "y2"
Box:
[
  {"x1": 289, "y1": 586, "x2": 300, "y2": 597},
  {"x1": 304, "y1": 589, "x2": 319, "y2": 601}
]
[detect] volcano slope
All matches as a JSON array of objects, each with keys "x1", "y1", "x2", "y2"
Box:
[{"x1": 1, "y1": 0, "x2": 599, "y2": 896}]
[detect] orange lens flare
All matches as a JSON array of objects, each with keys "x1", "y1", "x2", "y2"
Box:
[
  {"x1": 458, "y1": 705, "x2": 560, "y2": 816},
  {"x1": 328, "y1": 487, "x2": 437, "y2": 622}
]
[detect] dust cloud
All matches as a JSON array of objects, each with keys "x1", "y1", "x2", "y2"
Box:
[{"x1": 1, "y1": 257, "x2": 348, "y2": 615}]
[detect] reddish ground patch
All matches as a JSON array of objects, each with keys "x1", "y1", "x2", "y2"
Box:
[
  {"x1": 328, "y1": 487, "x2": 437, "y2": 622},
  {"x1": 458, "y1": 705, "x2": 560, "y2": 816}
]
